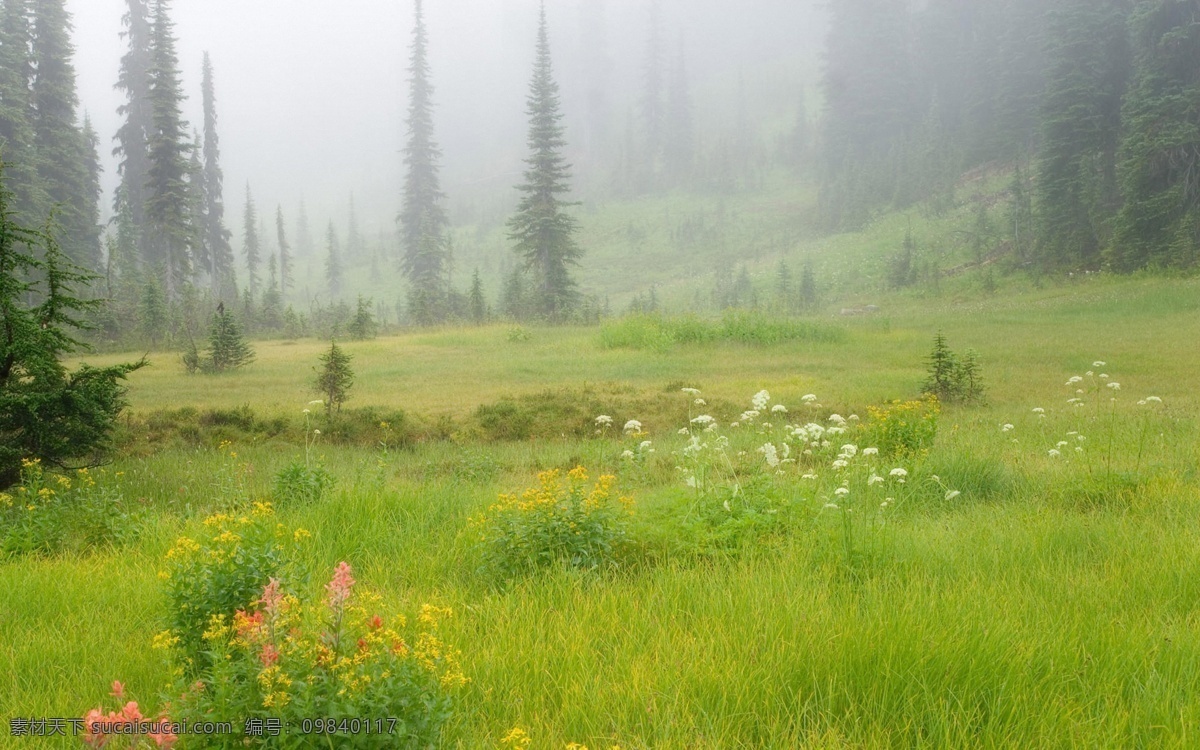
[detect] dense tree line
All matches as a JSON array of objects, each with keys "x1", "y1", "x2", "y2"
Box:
[{"x1": 821, "y1": 0, "x2": 1200, "y2": 272}]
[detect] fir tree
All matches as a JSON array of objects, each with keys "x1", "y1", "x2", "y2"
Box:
[
  {"x1": 639, "y1": 0, "x2": 665, "y2": 183},
  {"x1": 241, "y1": 185, "x2": 260, "y2": 298},
  {"x1": 276, "y1": 205, "x2": 292, "y2": 294},
  {"x1": 324, "y1": 221, "x2": 342, "y2": 298},
  {"x1": 663, "y1": 34, "x2": 694, "y2": 184},
  {"x1": 399, "y1": 0, "x2": 448, "y2": 323},
  {"x1": 0, "y1": 0, "x2": 44, "y2": 223},
  {"x1": 798, "y1": 259, "x2": 817, "y2": 311},
  {"x1": 204, "y1": 303, "x2": 254, "y2": 372},
  {"x1": 113, "y1": 0, "x2": 153, "y2": 250},
  {"x1": 201, "y1": 51, "x2": 235, "y2": 300},
  {"x1": 137, "y1": 275, "x2": 167, "y2": 347},
  {"x1": 185, "y1": 130, "x2": 207, "y2": 273},
  {"x1": 347, "y1": 295, "x2": 377, "y2": 340},
  {"x1": 0, "y1": 162, "x2": 145, "y2": 488},
  {"x1": 295, "y1": 198, "x2": 312, "y2": 257},
  {"x1": 30, "y1": 0, "x2": 93, "y2": 268},
  {"x1": 345, "y1": 192, "x2": 362, "y2": 262},
  {"x1": 259, "y1": 253, "x2": 282, "y2": 330},
  {"x1": 79, "y1": 115, "x2": 102, "y2": 267},
  {"x1": 314, "y1": 340, "x2": 353, "y2": 418},
  {"x1": 468, "y1": 268, "x2": 486, "y2": 325},
  {"x1": 507, "y1": 4, "x2": 583, "y2": 322},
  {"x1": 144, "y1": 0, "x2": 192, "y2": 297},
  {"x1": 1112, "y1": 0, "x2": 1200, "y2": 270}
]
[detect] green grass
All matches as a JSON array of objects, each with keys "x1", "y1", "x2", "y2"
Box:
[{"x1": 7, "y1": 274, "x2": 1200, "y2": 748}]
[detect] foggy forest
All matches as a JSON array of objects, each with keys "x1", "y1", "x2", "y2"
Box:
[{"x1": 3, "y1": 0, "x2": 1200, "y2": 747}]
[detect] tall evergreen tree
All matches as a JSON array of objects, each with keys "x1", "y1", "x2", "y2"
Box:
[
  {"x1": 324, "y1": 221, "x2": 342, "y2": 298},
  {"x1": 112, "y1": 0, "x2": 152, "y2": 262},
  {"x1": 276, "y1": 205, "x2": 292, "y2": 294},
  {"x1": 79, "y1": 115, "x2": 102, "y2": 266},
  {"x1": 201, "y1": 51, "x2": 234, "y2": 301},
  {"x1": 30, "y1": 0, "x2": 93, "y2": 268},
  {"x1": 1036, "y1": 0, "x2": 1132, "y2": 269},
  {"x1": 639, "y1": 0, "x2": 665, "y2": 184},
  {"x1": 468, "y1": 268, "x2": 486, "y2": 325},
  {"x1": 345, "y1": 192, "x2": 362, "y2": 262},
  {"x1": 399, "y1": 0, "x2": 448, "y2": 322},
  {"x1": 143, "y1": 0, "x2": 191, "y2": 297},
  {"x1": 664, "y1": 34, "x2": 694, "y2": 184},
  {"x1": 507, "y1": 4, "x2": 582, "y2": 322},
  {"x1": 295, "y1": 198, "x2": 312, "y2": 258},
  {"x1": 185, "y1": 130, "x2": 207, "y2": 275},
  {"x1": 1112, "y1": 0, "x2": 1200, "y2": 270},
  {"x1": 0, "y1": 0, "x2": 44, "y2": 223},
  {"x1": 241, "y1": 185, "x2": 259, "y2": 298}
]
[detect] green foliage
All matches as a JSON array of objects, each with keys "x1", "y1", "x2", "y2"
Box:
[
  {"x1": 347, "y1": 295, "x2": 378, "y2": 340},
  {"x1": 922, "y1": 332, "x2": 986, "y2": 404},
  {"x1": 201, "y1": 306, "x2": 255, "y2": 373},
  {"x1": 138, "y1": 276, "x2": 168, "y2": 347},
  {"x1": 472, "y1": 467, "x2": 633, "y2": 578},
  {"x1": 506, "y1": 6, "x2": 582, "y2": 322},
  {"x1": 167, "y1": 564, "x2": 462, "y2": 749},
  {"x1": 0, "y1": 169, "x2": 145, "y2": 489},
  {"x1": 273, "y1": 459, "x2": 334, "y2": 506},
  {"x1": 864, "y1": 398, "x2": 941, "y2": 459},
  {"x1": 314, "y1": 340, "x2": 353, "y2": 417},
  {"x1": 0, "y1": 460, "x2": 139, "y2": 558},
  {"x1": 162, "y1": 502, "x2": 296, "y2": 666},
  {"x1": 599, "y1": 311, "x2": 846, "y2": 352}
]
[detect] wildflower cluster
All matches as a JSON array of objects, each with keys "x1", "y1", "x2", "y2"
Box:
[
  {"x1": 0, "y1": 459, "x2": 137, "y2": 558},
  {"x1": 472, "y1": 468, "x2": 634, "y2": 578},
  {"x1": 169, "y1": 563, "x2": 463, "y2": 748},
  {"x1": 500, "y1": 726, "x2": 624, "y2": 750},
  {"x1": 162, "y1": 502, "x2": 305, "y2": 664},
  {"x1": 81, "y1": 681, "x2": 176, "y2": 749},
  {"x1": 862, "y1": 398, "x2": 940, "y2": 458}
]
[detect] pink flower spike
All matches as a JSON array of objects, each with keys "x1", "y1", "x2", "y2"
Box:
[
  {"x1": 110, "y1": 680, "x2": 125, "y2": 699},
  {"x1": 325, "y1": 562, "x2": 355, "y2": 608},
  {"x1": 259, "y1": 578, "x2": 283, "y2": 615}
]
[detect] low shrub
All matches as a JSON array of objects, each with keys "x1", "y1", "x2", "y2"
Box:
[
  {"x1": 162, "y1": 502, "x2": 304, "y2": 666},
  {"x1": 0, "y1": 460, "x2": 139, "y2": 558},
  {"x1": 167, "y1": 563, "x2": 464, "y2": 749},
  {"x1": 472, "y1": 467, "x2": 634, "y2": 578}
]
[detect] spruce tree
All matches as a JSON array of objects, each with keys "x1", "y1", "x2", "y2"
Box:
[
  {"x1": 324, "y1": 221, "x2": 342, "y2": 298},
  {"x1": 663, "y1": 34, "x2": 694, "y2": 184},
  {"x1": 347, "y1": 295, "x2": 377, "y2": 340},
  {"x1": 138, "y1": 275, "x2": 167, "y2": 347},
  {"x1": 204, "y1": 303, "x2": 253, "y2": 372},
  {"x1": 1112, "y1": 0, "x2": 1200, "y2": 270},
  {"x1": 345, "y1": 192, "x2": 362, "y2": 262},
  {"x1": 507, "y1": 4, "x2": 582, "y2": 322},
  {"x1": 314, "y1": 340, "x2": 353, "y2": 417},
  {"x1": 29, "y1": 0, "x2": 93, "y2": 268},
  {"x1": 469, "y1": 268, "x2": 486, "y2": 325},
  {"x1": 639, "y1": 0, "x2": 665, "y2": 184},
  {"x1": 295, "y1": 198, "x2": 312, "y2": 258},
  {"x1": 201, "y1": 51, "x2": 235, "y2": 301},
  {"x1": 0, "y1": 0, "x2": 45, "y2": 224},
  {"x1": 276, "y1": 205, "x2": 292, "y2": 294},
  {"x1": 241, "y1": 185, "x2": 260, "y2": 298},
  {"x1": 112, "y1": 0, "x2": 152, "y2": 260},
  {"x1": 259, "y1": 253, "x2": 282, "y2": 330},
  {"x1": 399, "y1": 0, "x2": 449, "y2": 323},
  {"x1": 144, "y1": 0, "x2": 192, "y2": 297},
  {"x1": 0, "y1": 162, "x2": 144, "y2": 488}
]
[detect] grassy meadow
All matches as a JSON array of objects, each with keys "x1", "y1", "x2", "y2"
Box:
[{"x1": 4, "y1": 275, "x2": 1200, "y2": 748}]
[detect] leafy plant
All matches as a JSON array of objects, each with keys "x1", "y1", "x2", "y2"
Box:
[
  {"x1": 273, "y1": 460, "x2": 334, "y2": 506},
  {"x1": 472, "y1": 467, "x2": 634, "y2": 578}
]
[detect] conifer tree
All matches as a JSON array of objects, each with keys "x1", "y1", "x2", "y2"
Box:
[
  {"x1": 347, "y1": 295, "x2": 377, "y2": 340},
  {"x1": 663, "y1": 34, "x2": 694, "y2": 184},
  {"x1": 507, "y1": 4, "x2": 582, "y2": 322},
  {"x1": 144, "y1": 0, "x2": 192, "y2": 297},
  {"x1": 138, "y1": 275, "x2": 167, "y2": 347},
  {"x1": 201, "y1": 52, "x2": 235, "y2": 300},
  {"x1": 204, "y1": 303, "x2": 253, "y2": 372},
  {"x1": 185, "y1": 130, "x2": 207, "y2": 271},
  {"x1": 276, "y1": 205, "x2": 292, "y2": 294},
  {"x1": 112, "y1": 0, "x2": 152, "y2": 260},
  {"x1": 1112, "y1": 0, "x2": 1200, "y2": 270},
  {"x1": 798, "y1": 259, "x2": 817, "y2": 311},
  {"x1": 324, "y1": 221, "x2": 342, "y2": 298},
  {"x1": 399, "y1": 0, "x2": 449, "y2": 322},
  {"x1": 295, "y1": 198, "x2": 312, "y2": 258},
  {"x1": 259, "y1": 253, "x2": 282, "y2": 330},
  {"x1": 314, "y1": 340, "x2": 353, "y2": 417},
  {"x1": 469, "y1": 268, "x2": 486, "y2": 325},
  {"x1": 30, "y1": 0, "x2": 93, "y2": 268},
  {"x1": 639, "y1": 0, "x2": 665, "y2": 183},
  {"x1": 80, "y1": 115, "x2": 102, "y2": 263},
  {"x1": 241, "y1": 185, "x2": 260, "y2": 298},
  {"x1": 345, "y1": 192, "x2": 362, "y2": 262},
  {"x1": 0, "y1": 0, "x2": 44, "y2": 223}
]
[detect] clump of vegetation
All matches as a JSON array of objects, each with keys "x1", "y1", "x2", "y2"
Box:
[
  {"x1": 347, "y1": 295, "x2": 378, "y2": 340},
  {"x1": 0, "y1": 460, "x2": 139, "y2": 558},
  {"x1": 864, "y1": 398, "x2": 941, "y2": 458},
  {"x1": 472, "y1": 467, "x2": 634, "y2": 578},
  {"x1": 273, "y1": 460, "x2": 334, "y2": 506},
  {"x1": 314, "y1": 341, "x2": 354, "y2": 417},
  {"x1": 599, "y1": 311, "x2": 845, "y2": 352},
  {"x1": 162, "y1": 564, "x2": 464, "y2": 749},
  {"x1": 922, "y1": 332, "x2": 985, "y2": 404},
  {"x1": 161, "y1": 502, "x2": 300, "y2": 665}
]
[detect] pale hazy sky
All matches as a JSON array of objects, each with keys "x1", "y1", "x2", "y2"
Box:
[{"x1": 67, "y1": 0, "x2": 821, "y2": 240}]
